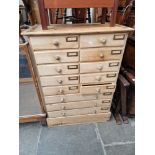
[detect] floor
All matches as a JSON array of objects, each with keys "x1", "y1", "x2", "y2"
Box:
[
  {"x1": 19, "y1": 83, "x2": 135, "y2": 155},
  {"x1": 19, "y1": 117, "x2": 135, "y2": 155}
]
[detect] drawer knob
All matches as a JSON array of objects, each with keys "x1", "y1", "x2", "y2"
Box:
[
  {"x1": 95, "y1": 76, "x2": 102, "y2": 81},
  {"x1": 56, "y1": 68, "x2": 62, "y2": 73},
  {"x1": 62, "y1": 112, "x2": 66, "y2": 116},
  {"x1": 100, "y1": 53, "x2": 104, "y2": 58},
  {"x1": 57, "y1": 79, "x2": 63, "y2": 84},
  {"x1": 53, "y1": 41, "x2": 59, "y2": 46},
  {"x1": 100, "y1": 38, "x2": 106, "y2": 44},
  {"x1": 55, "y1": 55, "x2": 61, "y2": 60},
  {"x1": 62, "y1": 106, "x2": 66, "y2": 110},
  {"x1": 59, "y1": 89, "x2": 64, "y2": 94},
  {"x1": 97, "y1": 65, "x2": 103, "y2": 71},
  {"x1": 96, "y1": 88, "x2": 101, "y2": 93},
  {"x1": 60, "y1": 97, "x2": 64, "y2": 102}
]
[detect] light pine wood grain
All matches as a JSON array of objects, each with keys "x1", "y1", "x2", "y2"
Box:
[
  {"x1": 42, "y1": 85, "x2": 79, "y2": 96},
  {"x1": 80, "y1": 60, "x2": 121, "y2": 74},
  {"x1": 40, "y1": 75, "x2": 79, "y2": 86},
  {"x1": 47, "y1": 112, "x2": 111, "y2": 127},
  {"x1": 34, "y1": 49, "x2": 79, "y2": 64},
  {"x1": 80, "y1": 47, "x2": 124, "y2": 62},
  {"x1": 45, "y1": 93, "x2": 114, "y2": 104},
  {"x1": 46, "y1": 99, "x2": 111, "y2": 112}
]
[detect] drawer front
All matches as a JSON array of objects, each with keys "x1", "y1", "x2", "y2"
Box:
[
  {"x1": 47, "y1": 113, "x2": 111, "y2": 127},
  {"x1": 37, "y1": 63, "x2": 79, "y2": 76},
  {"x1": 80, "y1": 47, "x2": 124, "y2": 62},
  {"x1": 80, "y1": 83, "x2": 116, "y2": 95},
  {"x1": 80, "y1": 33, "x2": 127, "y2": 48},
  {"x1": 34, "y1": 50, "x2": 79, "y2": 64},
  {"x1": 40, "y1": 75, "x2": 79, "y2": 86},
  {"x1": 30, "y1": 35, "x2": 79, "y2": 50},
  {"x1": 45, "y1": 93, "x2": 113, "y2": 104},
  {"x1": 80, "y1": 61, "x2": 121, "y2": 74},
  {"x1": 80, "y1": 72, "x2": 118, "y2": 84},
  {"x1": 46, "y1": 99, "x2": 112, "y2": 112},
  {"x1": 47, "y1": 107, "x2": 104, "y2": 118},
  {"x1": 42, "y1": 85, "x2": 79, "y2": 96}
]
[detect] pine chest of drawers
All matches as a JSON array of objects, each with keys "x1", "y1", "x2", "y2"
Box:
[{"x1": 22, "y1": 24, "x2": 133, "y2": 127}]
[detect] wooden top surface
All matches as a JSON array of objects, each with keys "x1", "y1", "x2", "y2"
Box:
[{"x1": 21, "y1": 24, "x2": 134, "y2": 36}]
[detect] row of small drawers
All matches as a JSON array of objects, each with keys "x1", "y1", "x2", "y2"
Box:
[
  {"x1": 34, "y1": 47, "x2": 124, "y2": 64},
  {"x1": 40, "y1": 72, "x2": 118, "y2": 86},
  {"x1": 42, "y1": 82, "x2": 116, "y2": 96},
  {"x1": 30, "y1": 33, "x2": 127, "y2": 50},
  {"x1": 37, "y1": 60, "x2": 121, "y2": 76}
]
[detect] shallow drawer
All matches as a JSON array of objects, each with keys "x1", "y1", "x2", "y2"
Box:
[
  {"x1": 37, "y1": 63, "x2": 79, "y2": 76},
  {"x1": 46, "y1": 99, "x2": 112, "y2": 112},
  {"x1": 44, "y1": 93, "x2": 113, "y2": 104},
  {"x1": 80, "y1": 33, "x2": 127, "y2": 48},
  {"x1": 80, "y1": 61, "x2": 121, "y2": 74},
  {"x1": 48, "y1": 107, "x2": 106, "y2": 118},
  {"x1": 42, "y1": 85, "x2": 79, "y2": 96},
  {"x1": 30, "y1": 35, "x2": 79, "y2": 50},
  {"x1": 34, "y1": 49, "x2": 79, "y2": 64},
  {"x1": 80, "y1": 83, "x2": 116, "y2": 95},
  {"x1": 40, "y1": 75, "x2": 79, "y2": 86},
  {"x1": 80, "y1": 72, "x2": 118, "y2": 84},
  {"x1": 80, "y1": 47, "x2": 124, "y2": 62},
  {"x1": 47, "y1": 113, "x2": 111, "y2": 127}
]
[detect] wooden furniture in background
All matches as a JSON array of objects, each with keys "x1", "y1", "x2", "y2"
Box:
[
  {"x1": 22, "y1": 24, "x2": 133, "y2": 127},
  {"x1": 19, "y1": 42, "x2": 47, "y2": 125},
  {"x1": 38, "y1": 0, "x2": 119, "y2": 29}
]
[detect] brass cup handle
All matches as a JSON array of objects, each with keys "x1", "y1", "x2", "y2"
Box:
[
  {"x1": 57, "y1": 79, "x2": 63, "y2": 84},
  {"x1": 100, "y1": 38, "x2": 106, "y2": 44},
  {"x1": 56, "y1": 68, "x2": 62, "y2": 73},
  {"x1": 55, "y1": 55, "x2": 61, "y2": 60},
  {"x1": 95, "y1": 76, "x2": 102, "y2": 81},
  {"x1": 60, "y1": 97, "x2": 64, "y2": 103},
  {"x1": 53, "y1": 41, "x2": 59, "y2": 46},
  {"x1": 97, "y1": 65, "x2": 103, "y2": 71}
]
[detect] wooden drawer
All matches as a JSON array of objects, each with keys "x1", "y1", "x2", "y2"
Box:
[
  {"x1": 34, "y1": 50, "x2": 79, "y2": 64},
  {"x1": 47, "y1": 112, "x2": 111, "y2": 127},
  {"x1": 37, "y1": 63, "x2": 79, "y2": 76},
  {"x1": 80, "y1": 61, "x2": 121, "y2": 74},
  {"x1": 45, "y1": 93, "x2": 113, "y2": 104},
  {"x1": 80, "y1": 83, "x2": 116, "y2": 95},
  {"x1": 80, "y1": 47, "x2": 124, "y2": 62},
  {"x1": 80, "y1": 33, "x2": 127, "y2": 48},
  {"x1": 42, "y1": 85, "x2": 79, "y2": 96},
  {"x1": 80, "y1": 72, "x2": 118, "y2": 84},
  {"x1": 46, "y1": 99, "x2": 112, "y2": 112},
  {"x1": 40, "y1": 75, "x2": 79, "y2": 86},
  {"x1": 30, "y1": 35, "x2": 79, "y2": 50},
  {"x1": 48, "y1": 107, "x2": 106, "y2": 118}
]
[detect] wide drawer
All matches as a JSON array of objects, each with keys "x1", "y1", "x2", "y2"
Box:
[
  {"x1": 46, "y1": 99, "x2": 112, "y2": 112},
  {"x1": 45, "y1": 93, "x2": 113, "y2": 104},
  {"x1": 80, "y1": 83, "x2": 116, "y2": 95},
  {"x1": 80, "y1": 47, "x2": 124, "y2": 62},
  {"x1": 48, "y1": 107, "x2": 107, "y2": 118},
  {"x1": 47, "y1": 112, "x2": 111, "y2": 127},
  {"x1": 34, "y1": 49, "x2": 79, "y2": 64},
  {"x1": 80, "y1": 33, "x2": 127, "y2": 48},
  {"x1": 80, "y1": 72, "x2": 118, "y2": 84},
  {"x1": 80, "y1": 61, "x2": 121, "y2": 74},
  {"x1": 30, "y1": 35, "x2": 79, "y2": 50},
  {"x1": 42, "y1": 85, "x2": 79, "y2": 96},
  {"x1": 40, "y1": 75, "x2": 79, "y2": 86},
  {"x1": 37, "y1": 63, "x2": 79, "y2": 76}
]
